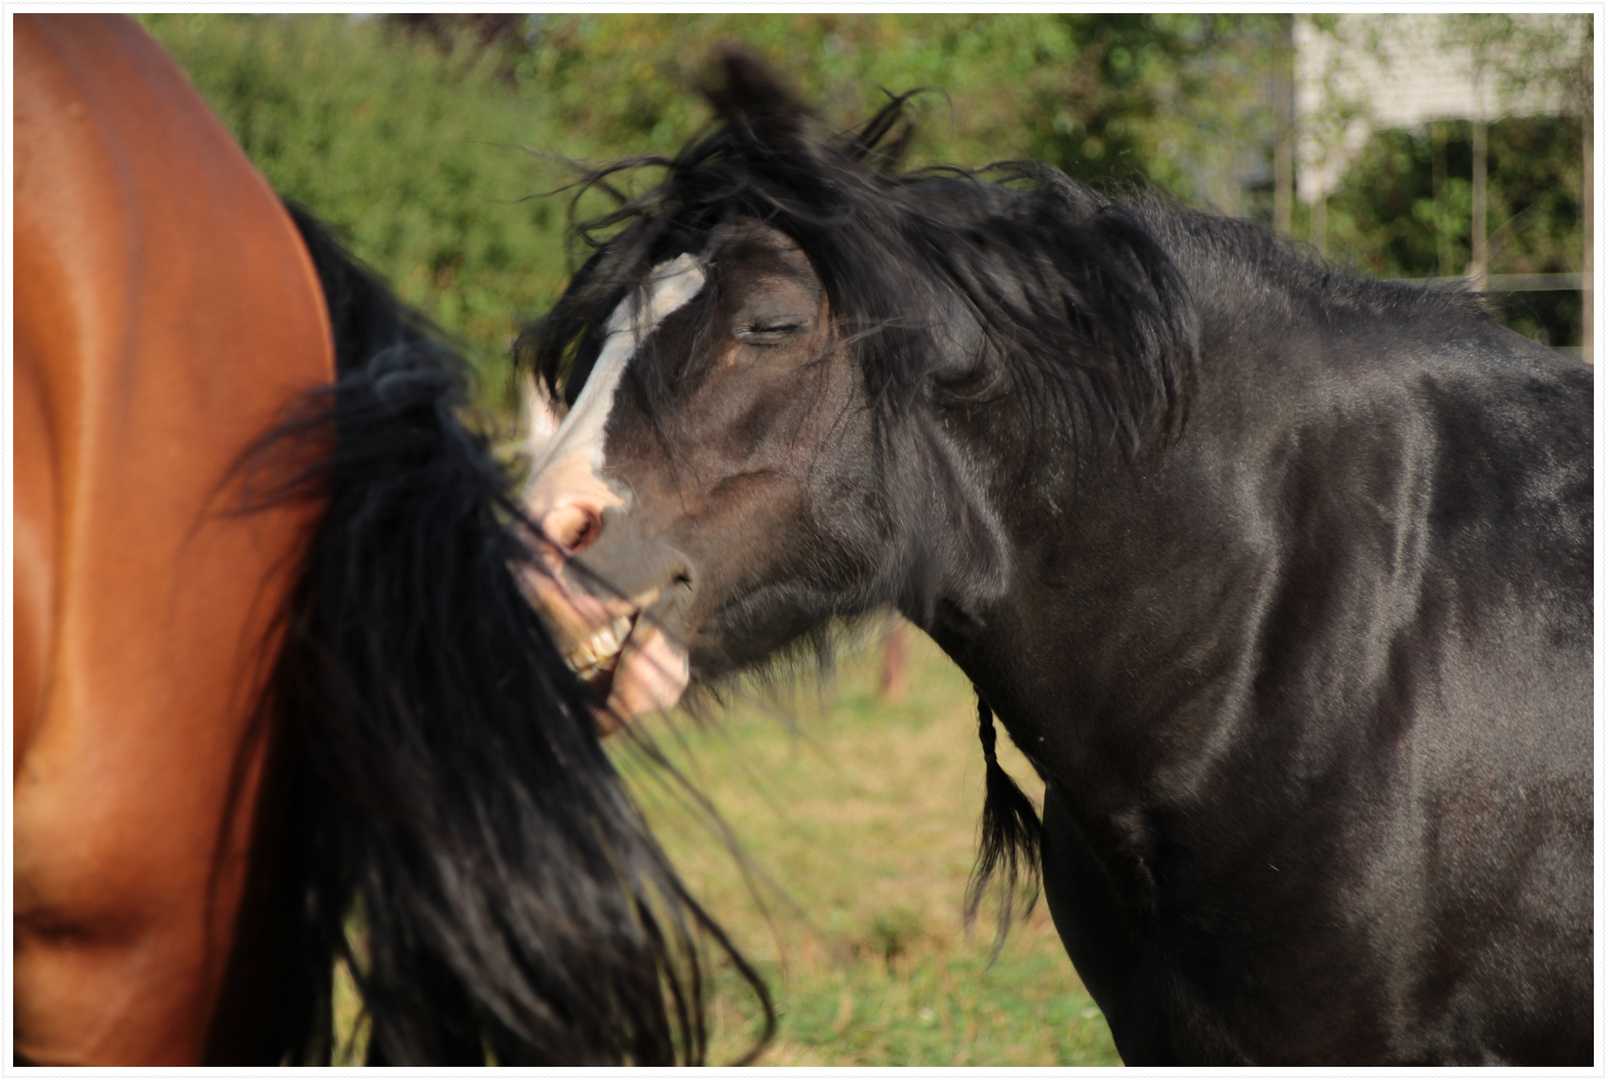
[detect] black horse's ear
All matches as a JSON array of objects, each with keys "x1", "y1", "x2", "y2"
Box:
[{"x1": 702, "y1": 44, "x2": 812, "y2": 129}]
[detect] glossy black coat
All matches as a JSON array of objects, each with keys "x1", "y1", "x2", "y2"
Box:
[{"x1": 525, "y1": 54, "x2": 1592, "y2": 1065}]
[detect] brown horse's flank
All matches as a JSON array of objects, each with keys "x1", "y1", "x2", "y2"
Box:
[{"x1": 15, "y1": 15, "x2": 331, "y2": 1063}]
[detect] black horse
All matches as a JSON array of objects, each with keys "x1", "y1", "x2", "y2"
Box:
[{"x1": 517, "y1": 54, "x2": 1592, "y2": 1065}]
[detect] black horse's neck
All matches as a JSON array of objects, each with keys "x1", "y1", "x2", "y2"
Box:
[
  {"x1": 905, "y1": 196, "x2": 1500, "y2": 782},
  {"x1": 907, "y1": 206, "x2": 1548, "y2": 886},
  {"x1": 903, "y1": 216, "x2": 1391, "y2": 800},
  {"x1": 912, "y1": 394, "x2": 1234, "y2": 794}
]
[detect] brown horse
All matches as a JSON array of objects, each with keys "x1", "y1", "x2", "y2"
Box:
[
  {"x1": 15, "y1": 15, "x2": 332, "y2": 1063},
  {"x1": 15, "y1": 16, "x2": 765, "y2": 1065}
]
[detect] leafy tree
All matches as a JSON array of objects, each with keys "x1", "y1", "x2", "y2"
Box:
[
  {"x1": 1310, "y1": 13, "x2": 1590, "y2": 348},
  {"x1": 1025, "y1": 14, "x2": 1283, "y2": 219},
  {"x1": 140, "y1": 14, "x2": 572, "y2": 405},
  {"x1": 1323, "y1": 116, "x2": 1585, "y2": 346}
]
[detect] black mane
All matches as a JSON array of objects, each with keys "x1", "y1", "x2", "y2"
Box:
[
  {"x1": 520, "y1": 55, "x2": 1193, "y2": 458},
  {"x1": 1120, "y1": 197, "x2": 1491, "y2": 334},
  {"x1": 522, "y1": 52, "x2": 1495, "y2": 463}
]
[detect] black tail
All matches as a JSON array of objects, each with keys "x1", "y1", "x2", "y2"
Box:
[
  {"x1": 244, "y1": 203, "x2": 770, "y2": 1064},
  {"x1": 963, "y1": 689, "x2": 1041, "y2": 961}
]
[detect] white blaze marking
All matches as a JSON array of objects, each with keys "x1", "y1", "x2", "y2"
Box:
[
  {"x1": 525, "y1": 253, "x2": 706, "y2": 506},
  {"x1": 523, "y1": 375, "x2": 562, "y2": 461}
]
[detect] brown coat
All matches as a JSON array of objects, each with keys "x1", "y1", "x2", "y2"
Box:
[{"x1": 15, "y1": 15, "x2": 332, "y2": 1063}]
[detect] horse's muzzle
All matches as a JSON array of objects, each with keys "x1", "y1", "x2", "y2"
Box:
[{"x1": 519, "y1": 522, "x2": 694, "y2": 731}]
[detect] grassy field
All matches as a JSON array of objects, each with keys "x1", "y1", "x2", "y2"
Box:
[
  {"x1": 329, "y1": 626, "x2": 1119, "y2": 1065},
  {"x1": 614, "y1": 626, "x2": 1120, "y2": 1067}
]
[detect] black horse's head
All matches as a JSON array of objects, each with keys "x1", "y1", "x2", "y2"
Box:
[{"x1": 519, "y1": 50, "x2": 1196, "y2": 720}]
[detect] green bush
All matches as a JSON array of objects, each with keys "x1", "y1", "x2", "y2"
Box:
[
  {"x1": 1321, "y1": 117, "x2": 1585, "y2": 346},
  {"x1": 141, "y1": 14, "x2": 574, "y2": 408}
]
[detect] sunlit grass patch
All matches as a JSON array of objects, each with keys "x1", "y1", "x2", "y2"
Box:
[{"x1": 617, "y1": 627, "x2": 1119, "y2": 1066}]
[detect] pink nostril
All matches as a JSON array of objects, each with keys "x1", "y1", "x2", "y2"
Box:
[{"x1": 542, "y1": 501, "x2": 605, "y2": 555}]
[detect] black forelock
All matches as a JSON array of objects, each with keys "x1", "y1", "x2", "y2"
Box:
[{"x1": 517, "y1": 53, "x2": 1201, "y2": 460}]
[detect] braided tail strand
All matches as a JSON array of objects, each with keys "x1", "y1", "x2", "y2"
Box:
[{"x1": 962, "y1": 688, "x2": 1042, "y2": 962}]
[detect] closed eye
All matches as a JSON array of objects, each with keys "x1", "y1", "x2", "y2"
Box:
[{"x1": 735, "y1": 320, "x2": 805, "y2": 345}]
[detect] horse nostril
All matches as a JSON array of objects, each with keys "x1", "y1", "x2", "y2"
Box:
[{"x1": 543, "y1": 501, "x2": 605, "y2": 555}]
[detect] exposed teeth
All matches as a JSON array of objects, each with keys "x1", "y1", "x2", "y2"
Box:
[{"x1": 565, "y1": 615, "x2": 636, "y2": 686}]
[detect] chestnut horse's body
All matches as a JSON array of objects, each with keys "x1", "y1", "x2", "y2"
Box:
[
  {"x1": 15, "y1": 16, "x2": 331, "y2": 1062},
  {"x1": 14, "y1": 17, "x2": 761, "y2": 1065}
]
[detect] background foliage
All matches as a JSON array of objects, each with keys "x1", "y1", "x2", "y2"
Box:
[
  {"x1": 1324, "y1": 116, "x2": 1586, "y2": 345},
  {"x1": 140, "y1": 13, "x2": 1588, "y2": 414}
]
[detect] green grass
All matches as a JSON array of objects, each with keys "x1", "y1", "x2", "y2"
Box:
[
  {"x1": 613, "y1": 627, "x2": 1120, "y2": 1066},
  {"x1": 323, "y1": 626, "x2": 1116, "y2": 1065}
]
